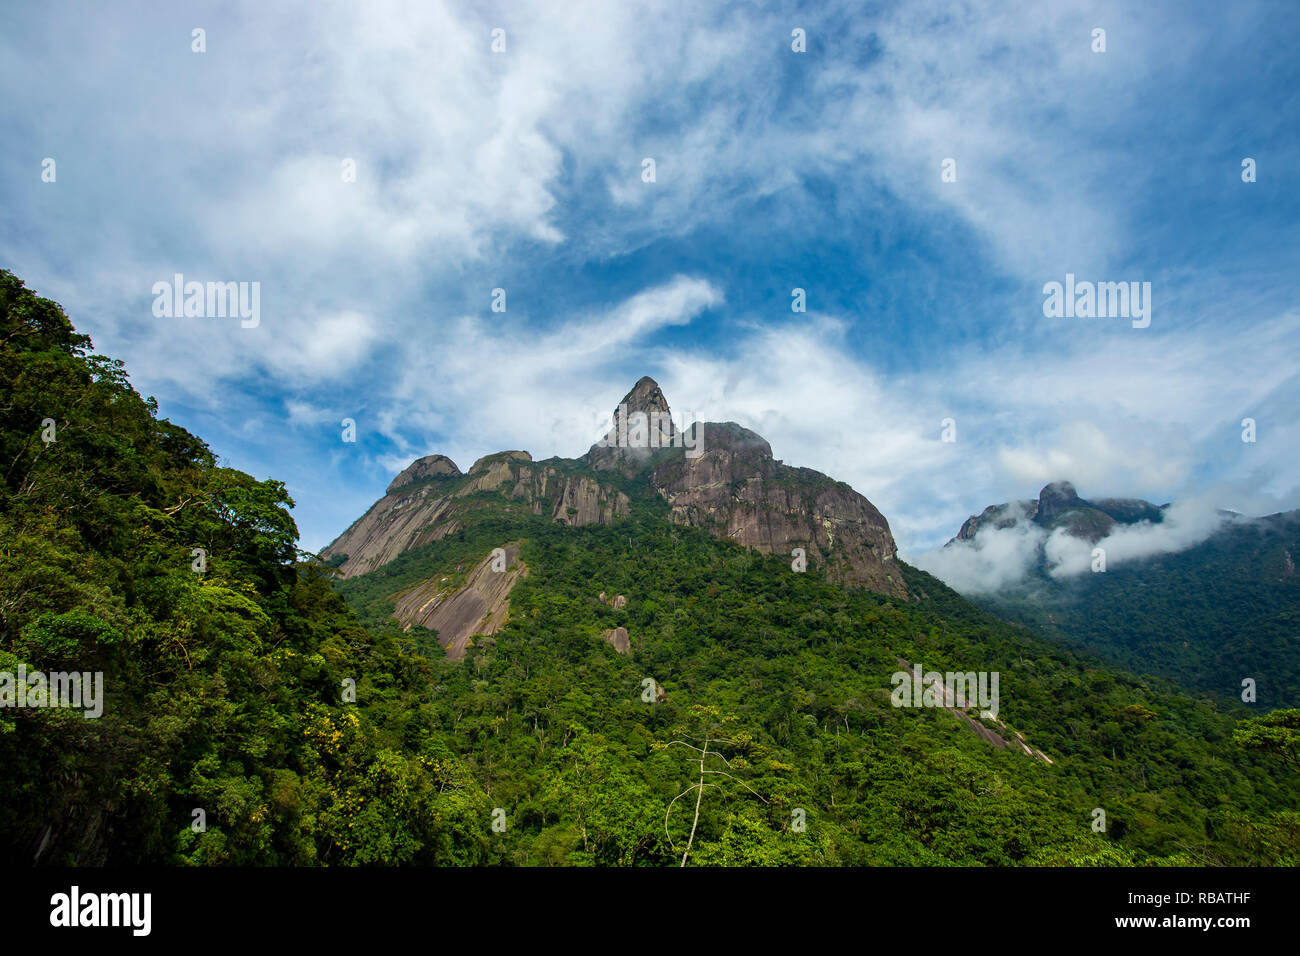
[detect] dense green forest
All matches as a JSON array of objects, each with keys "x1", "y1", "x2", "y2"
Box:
[
  {"x1": 2, "y1": 269, "x2": 1298, "y2": 866},
  {"x1": 0, "y1": 271, "x2": 492, "y2": 864},
  {"x1": 338, "y1": 517, "x2": 1300, "y2": 865}
]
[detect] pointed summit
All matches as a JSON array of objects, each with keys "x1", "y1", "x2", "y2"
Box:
[
  {"x1": 586, "y1": 376, "x2": 678, "y2": 472},
  {"x1": 620, "y1": 376, "x2": 674, "y2": 422}
]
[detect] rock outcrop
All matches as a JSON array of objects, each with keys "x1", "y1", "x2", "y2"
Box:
[
  {"x1": 321, "y1": 454, "x2": 630, "y2": 578},
  {"x1": 392, "y1": 545, "x2": 526, "y2": 660},
  {"x1": 321, "y1": 486, "x2": 463, "y2": 578},
  {"x1": 647, "y1": 420, "x2": 905, "y2": 596},
  {"x1": 601, "y1": 626, "x2": 631, "y2": 654},
  {"x1": 386, "y1": 454, "x2": 461, "y2": 494},
  {"x1": 586, "y1": 376, "x2": 679, "y2": 475}
]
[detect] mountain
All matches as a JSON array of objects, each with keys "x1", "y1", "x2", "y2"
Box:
[
  {"x1": 323, "y1": 377, "x2": 906, "y2": 598},
  {"x1": 952, "y1": 480, "x2": 1167, "y2": 544},
  {"x1": 942, "y1": 482, "x2": 1300, "y2": 706},
  {"x1": 321, "y1": 449, "x2": 630, "y2": 579},
  {"x1": 4, "y1": 270, "x2": 1298, "y2": 868}
]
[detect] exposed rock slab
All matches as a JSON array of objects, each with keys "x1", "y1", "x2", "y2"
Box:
[
  {"x1": 321, "y1": 456, "x2": 629, "y2": 578},
  {"x1": 601, "y1": 626, "x2": 631, "y2": 654},
  {"x1": 387, "y1": 454, "x2": 461, "y2": 494},
  {"x1": 392, "y1": 544, "x2": 526, "y2": 660}
]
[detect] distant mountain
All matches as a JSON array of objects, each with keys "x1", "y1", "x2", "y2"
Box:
[
  {"x1": 952, "y1": 480, "x2": 1167, "y2": 544},
  {"x1": 943, "y1": 482, "x2": 1300, "y2": 706},
  {"x1": 322, "y1": 376, "x2": 907, "y2": 601}
]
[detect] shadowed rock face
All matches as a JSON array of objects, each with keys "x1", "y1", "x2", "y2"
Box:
[
  {"x1": 1035, "y1": 481, "x2": 1082, "y2": 522},
  {"x1": 322, "y1": 377, "x2": 905, "y2": 598}
]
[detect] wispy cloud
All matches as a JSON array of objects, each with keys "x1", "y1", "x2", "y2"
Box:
[
  {"x1": 2, "y1": 0, "x2": 1297, "y2": 552},
  {"x1": 911, "y1": 496, "x2": 1232, "y2": 594}
]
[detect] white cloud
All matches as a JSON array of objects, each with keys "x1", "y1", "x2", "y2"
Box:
[
  {"x1": 368, "y1": 274, "x2": 723, "y2": 476},
  {"x1": 1043, "y1": 497, "x2": 1229, "y2": 578},
  {"x1": 911, "y1": 503, "x2": 1047, "y2": 595},
  {"x1": 997, "y1": 421, "x2": 1191, "y2": 491},
  {"x1": 2, "y1": 0, "x2": 1296, "y2": 557},
  {"x1": 912, "y1": 495, "x2": 1231, "y2": 594}
]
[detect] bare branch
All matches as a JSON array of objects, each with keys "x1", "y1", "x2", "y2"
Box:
[{"x1": 703, "y1": 768, "x2": 768, "y2": 802}]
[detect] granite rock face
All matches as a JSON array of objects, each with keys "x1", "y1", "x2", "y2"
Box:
[
  {"x1": 647, "y1": 421, "x2": 905, "y2": 596},
  {"x1": 320, "y1": 455, "x2": 629, "y2": 578},
  {"x1": 586, "y1": 376, "x2": 681, "y2": 475},
  {"x1": 601, "y1": 626, "x2": 631, "y2": 654},
  {"x1": 386, "y1": 454, "x2": 461, "y2": 494}
]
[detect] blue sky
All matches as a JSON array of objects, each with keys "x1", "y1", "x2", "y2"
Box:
[{"x1": 2, "y1": 0, "x2": 1298, "y2": 561}]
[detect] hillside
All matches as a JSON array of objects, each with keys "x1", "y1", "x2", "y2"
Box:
[
  {"x1": 3, "y1": 270, "x2": 1298, "y2": 867},
  {"x1": 335, "y1": 511, "x2": 1300, "y2": 865},
  {"x1": 0, "y1": 271, "x2": 495, "y2": 865}
]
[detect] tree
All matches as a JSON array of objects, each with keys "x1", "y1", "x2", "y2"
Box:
[
  {"x1": 660, "y1": 705, "x2": 765, "y2": 867},
  {"x1": 1234, "y1": 709, "x2": 1300, "y2": 774}
]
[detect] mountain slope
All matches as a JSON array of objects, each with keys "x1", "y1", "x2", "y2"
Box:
[
  {"x1": 334, "y1": 512, "x2": 1300, "y2": 865},
  {"x1": 5, "y1": 270, "x2": 1298, "y2": 868}
]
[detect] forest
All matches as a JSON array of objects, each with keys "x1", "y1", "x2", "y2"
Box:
[{"x1": 2, "y1": 269, "x2": 1297, "y2": 866}]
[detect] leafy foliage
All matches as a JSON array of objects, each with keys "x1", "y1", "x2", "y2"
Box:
[
  {"x1": 3, "y1": 269, "x2": 1296, "y2": 866},
  {"x1": 0, "y1": 272, "x2": 492, "y2": 865}
]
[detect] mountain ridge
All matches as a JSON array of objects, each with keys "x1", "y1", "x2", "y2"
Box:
[
  {"x1": 951, "y1": 480, "x2": 1168, "y2": 546},
  {"x1": 322, "y1": 377, "x2": 906, "y2": 597}
]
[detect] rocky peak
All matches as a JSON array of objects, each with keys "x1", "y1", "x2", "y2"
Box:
[
  {"x1": 468, "y1": 450, "x2": 533, "y2": 475},
  {"x1": 624, "y1": 376, "x2": 673, "y2": 416},
  {"x1": 646, "y1": 418, "x2": 903, "y2": 596},
  {"x1": 949, "y1": 481, "x2": 1169, "y2": 548},
  {"x1": 1036, "y1": 481, "x2": 1081, "y2": 521},
  {"x1": 386, "y1": 454, "x2": 462, "y2": 494},
  {"x1": 325, "y1": 376, "x2": 907, "y2": 599},
  {"x1": 586, "y1": 376, "x2": 679, "y2": 472}
]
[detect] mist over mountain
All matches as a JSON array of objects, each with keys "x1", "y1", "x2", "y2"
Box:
[
  {"x1": 916, "y1": 481, "x2": 1300, "y2": 704},
  {"x1": 913, "y1": 481, "x2": 1232, "y2": 594}
]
